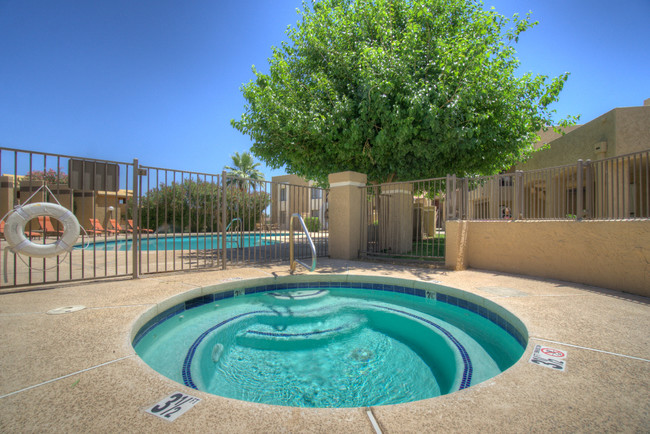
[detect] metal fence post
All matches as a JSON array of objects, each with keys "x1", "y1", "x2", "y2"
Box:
[
  {"x1": 585, "y1": 159, "x2": 593, "y2": 219},
  {"x1": 576, "y1": 159, "x2": 584, "y2": 220},
  {"x1": 514, "y1": 170, "x2": 524, "y2": 220},
  {"x1": 446, "y1": 174, "x2": 457, "y2": 220},
  {"x1": 132, "y1": 158, "x2": 139, "y2": 279},
  {"x1": 221, "y1": 171, "x2": 227, "y2": 270},
  {"x1": 462, "y1": 177, "x2": 469, "y2": 219},
  {"x1": 445, "y1": 175, "x2": 451, "y2": 220}
]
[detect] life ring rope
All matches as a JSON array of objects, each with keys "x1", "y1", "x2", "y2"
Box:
[{"x1": 1, "y1": 184, "x2": 83, "y2": 282}]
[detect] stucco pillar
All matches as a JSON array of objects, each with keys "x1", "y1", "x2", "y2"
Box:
[
  {"x1": 444, "y1": 220, "x2": 468, "y2": 271},
  {"x1": 328, "y1": 171, "x2": 367, "y2": 260}
]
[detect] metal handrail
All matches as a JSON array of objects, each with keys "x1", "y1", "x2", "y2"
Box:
[
  {"x1": 225, "y1": 217, "x2": 242, "y2": 232},
  {"x1": 225, "y1": 218, "x2": 243, "y2": 249},
  {"x1": 289, "y1": 213, "x2": 317, "y2": 273}
]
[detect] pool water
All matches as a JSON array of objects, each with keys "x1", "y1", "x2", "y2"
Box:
[
  {"x1": 77, "y1": 234, "x2": 280, "y2": 251},
  {"x1": 134, "y1": 286, "x2": 526, "y2": 408}
]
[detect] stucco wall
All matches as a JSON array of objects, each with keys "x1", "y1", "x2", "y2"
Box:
[
  {"x1": 615, "y1": 106, "x2": 650, "y2": 156},
  {"x1": 446, "y1": 220, "x2": 650, "y2": 297},
  {"x1": 517, "y1": 105, "x2": 650, "y2": 171}
]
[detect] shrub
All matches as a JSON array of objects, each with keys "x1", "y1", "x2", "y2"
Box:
[{"x1": 305, "y1": 217, "x2": 320, "y2": 232}]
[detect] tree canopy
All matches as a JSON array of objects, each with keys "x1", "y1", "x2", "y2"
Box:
[{"x1": 232, "y1": 0, "x2": 575, "y2": 184}]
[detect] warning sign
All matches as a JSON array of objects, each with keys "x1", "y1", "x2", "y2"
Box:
[{"x1": 529, "y1": 344, "x2": 567, "y2": 371}]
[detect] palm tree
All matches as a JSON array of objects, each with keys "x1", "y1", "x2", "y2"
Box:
[{"x1": 224, "y1": 151, "x2": 265, "y2": 190}]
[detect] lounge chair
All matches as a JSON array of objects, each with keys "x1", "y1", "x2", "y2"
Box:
[
  {"x1": 89, "y1": 219, "x2": 117, "y2": 235},
  {"x1": 0, "y1": 220, "x2": 40, "y2": 239},
  {"x1": 109, "y1": 219, "x2": 131, "y2": 233},
  {"x1": 38, "y1": 216, "x2": 64, "y2": 236},
  {"x1": 127, "y1": 219, "x2": 153, "y2": 233}
]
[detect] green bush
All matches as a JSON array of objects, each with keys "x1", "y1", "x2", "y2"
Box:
[
  {"x1": 304, "y1": 217, "x2": 320, "y2": 233},
  {"x1": 133, "y1": 180, "x2": 271, "y2": 232}
]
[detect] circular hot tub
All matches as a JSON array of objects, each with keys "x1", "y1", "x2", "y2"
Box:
[{"x1": 132, "y1": 275, "x2": 528, "y2": 408}]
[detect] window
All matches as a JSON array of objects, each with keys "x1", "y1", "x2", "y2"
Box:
[
  {"x1": 311, "y1": 188, "x2": 322, "y2": 199},
  {"x1": 311, "y1": 209, "x2": 319, "y2": 218},
  {"x1": 280, "y1": 188, "x2": 286, "y2": 202}
]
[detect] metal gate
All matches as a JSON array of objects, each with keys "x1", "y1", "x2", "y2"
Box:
[{"x1": 359, "y1": 177, "x2": 447, "y2": 261}]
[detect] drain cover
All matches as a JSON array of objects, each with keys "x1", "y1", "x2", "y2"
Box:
[{"x1": 47, "y1": 305, "x2": 86, "y2": 315}]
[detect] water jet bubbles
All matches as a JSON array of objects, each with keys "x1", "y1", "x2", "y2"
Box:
[{"x1": 350, "y1": 348, "x2": 374, "y2": 363}]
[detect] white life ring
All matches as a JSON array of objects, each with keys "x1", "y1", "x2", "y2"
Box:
[{"x1": 4, "y1": 203, "x2": 80, "y2": 258}]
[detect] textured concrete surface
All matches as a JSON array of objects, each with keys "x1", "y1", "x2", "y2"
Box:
[{"x1": 1, "y1": 259, "x2": 648, "y2": 433}]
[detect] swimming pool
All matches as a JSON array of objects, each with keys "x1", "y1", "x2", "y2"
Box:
[
  {"x1": 78, "y1": 234, "x2": 281, "y2": 251},
  {"x1": 132, "y1": 275, "x2": 528, "y2": 408}
]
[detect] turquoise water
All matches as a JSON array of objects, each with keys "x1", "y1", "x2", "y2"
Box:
[
  {"x1": 77, "y1": 234, "x2": 280, "y2": 251},
  {"x1": 134, "y1": 287, "x2": 525, "y2": 408}
]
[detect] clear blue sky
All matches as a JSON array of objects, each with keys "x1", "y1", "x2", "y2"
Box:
[{"x1": 1, "y1": 0, "x2": 648, "y2": 180}]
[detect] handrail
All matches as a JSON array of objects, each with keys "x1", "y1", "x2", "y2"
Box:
[
  {"x1": 225, "y1": 217, "x2": 242, "y2": 232},
  {"x1": 225, "y1": 218, "x2": 243, "y2": 249},
  {"x1": 289, "y1": 213, "x2": 317, "y2": 273}
]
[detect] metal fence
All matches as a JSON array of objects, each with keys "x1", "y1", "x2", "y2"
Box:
[
  {"x1": 360, "y1": 178, "x2": 446, "y2": 261},
  {"x1": 0, "y1": 147, "x2": 138, "y2": 287},
  {"x1": 0, "y1": 147, "x2": 328, "y2": 288},
  {"x1": 459, "y1": 150, "x2": 650, "y2": 221},
  {"x1": 136, "y1": 167, "x2": 328, "y2": 275},
  {"x1": 360, "y1": 149, "x2": 649, "y2": 262},
  {"x1": 2, "y1": 145, "x2": 646, "y2": 286}
]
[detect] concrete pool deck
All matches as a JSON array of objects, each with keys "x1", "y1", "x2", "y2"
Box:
[{"x1": 1, "y1": 259, "x2": 648, "y2": 433}]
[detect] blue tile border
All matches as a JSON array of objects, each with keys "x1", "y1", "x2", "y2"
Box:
[
  {"x1": 181, "y1": 310, "x2": 265, "y2": 389},
  {"x1": 133, "y1": 280, "x2": 527, "y2": 356}
]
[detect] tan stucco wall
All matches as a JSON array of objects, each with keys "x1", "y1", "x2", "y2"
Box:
[
  {"x1": 518, "y1": 105, "x2": 650, "y2": 171},
  {"x1": 446, "y1": 220, "x2": 650, "y2": 297},
  {"x1": 615, "y1": 106, "x2": 650, "y2": 156}
]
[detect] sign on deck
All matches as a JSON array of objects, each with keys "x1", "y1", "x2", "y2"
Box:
[
  {"x1": 529, "y1": 344, "x2": 567, "y2": 371},
  {"x1": 145, "y1": 392, "x2": 201, "y2": 422}
]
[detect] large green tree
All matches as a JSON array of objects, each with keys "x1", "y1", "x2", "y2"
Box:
[{"x1": 232, "y1": 0, "x2": 575, "y2": 184}]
